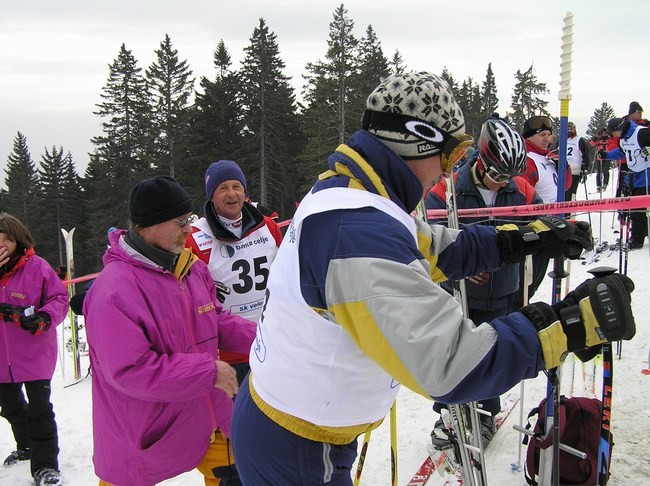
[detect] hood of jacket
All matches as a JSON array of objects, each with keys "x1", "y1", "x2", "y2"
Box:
[{"x1": 315, "y1": 130, "x2": 424, "y2": 214}]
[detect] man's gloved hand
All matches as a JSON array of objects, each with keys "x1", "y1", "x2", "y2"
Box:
[
  {"x1": 520, "y1": 273, "x2": 635, "y2": 369},
  {"x1": 496, "y1": 215, "x2": 593, "y2": 263},
  {"x1": 598, "y1": 149, "x2": 608, "y2": 160},
  {"x1": 641, "y1": 146, "x2": 650, "y2": 159},
  {"x1": 214, "y1": 281, "x2": 231, "y2": 304},
  {"x1": 0, "y1": 304, "x2": 27, "y2": 326},
  {"x1": 580, "y1": 169, "x2": 588, "y2": 184},
  {"x1": 19, "y1": 312, "x2": 51, "y2": 336}
]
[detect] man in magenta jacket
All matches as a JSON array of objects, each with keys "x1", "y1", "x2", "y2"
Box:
[{"x1": 84, "y1": 176, "x2": 256, "y2": 486}]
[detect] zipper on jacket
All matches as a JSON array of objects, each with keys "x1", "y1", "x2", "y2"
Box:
[
  {"x1": 1, "y1": 286, "x2": 15, "y2": 382},
  {"x1": 179, "y1": 280, "x2": 219, "y2": 432}
]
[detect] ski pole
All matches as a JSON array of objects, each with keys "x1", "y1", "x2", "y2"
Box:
[
  {"x1": 582, "y1": 177, "x2": 592, "y2": 227},
  {"x1": 542, "y1": 19, "x2": 573, "y2": 482},
  {"x1": 390, "y1": 401, "x2": 398, "y2": 486},
  {"x1": 516, "y1": 255, "x2": 533, "y2": 471},
  {"x1": 353, "y1": 430, "x2": 372, "y2": 486},
  {"x1": 590, "y1": 267, "x2": 617, "y2": 486},
  {"x1": 446, "y1": 175, "x2": 480, "y2": 486}
]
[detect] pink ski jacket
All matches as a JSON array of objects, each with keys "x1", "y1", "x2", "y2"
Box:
[
  {"x1": 84, "y1": 230, "x2": 256, "y2": 486},
  {"x1": 0, "y1": 249, "x2": 69, "y2": 383}
]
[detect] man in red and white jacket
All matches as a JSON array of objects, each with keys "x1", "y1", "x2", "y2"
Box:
[
  {"x1": 520, "y1": 115, "x2": 572, "y2": 203},
  {"x1": 187, "y1": 160, "x2": 282, "y2": 380},
  {"x1": 186, "y1": 160, "x2": 282, "y2": 484}
]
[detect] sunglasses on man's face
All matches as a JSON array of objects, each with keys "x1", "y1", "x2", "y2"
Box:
[
  {"x1": 527, "y1": 116, "x2": 553, "y2": 132},
  {"x1": 172, "y1": 214, "x2": 198, "y2": 228}
]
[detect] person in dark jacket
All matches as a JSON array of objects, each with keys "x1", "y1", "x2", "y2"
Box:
[
  {"x1": 624, "y1": 167, "x2": 650, "y2": 250},
  {"x1": 425, "y1": 116, "x2": 542, "y2": 448}
]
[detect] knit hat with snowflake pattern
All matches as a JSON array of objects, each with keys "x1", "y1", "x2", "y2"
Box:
[{"x1": 363, "y1": 72, "x2": 466, "y2": 160}]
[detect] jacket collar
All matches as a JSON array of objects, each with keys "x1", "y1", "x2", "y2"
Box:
[
  {"x1": 203, "y1": 200, "x2": 264, "y2": 240},
  {"x1": 0, "y1": 248, "x2": 34, "y2": 285},
  {"x1": 321, "y1": 130, "x2": 424, "y2": 213},
  {"x1": 525, "y1": 139, "x2": 550, "y2": 156}
]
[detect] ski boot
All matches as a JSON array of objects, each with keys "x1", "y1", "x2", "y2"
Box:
[{"x1": 3, "y1": 447, "x2": 31, "y2": 466}]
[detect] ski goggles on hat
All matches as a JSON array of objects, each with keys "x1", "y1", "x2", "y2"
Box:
[
  {"x1": 362, "y1": 110, "x2": 473, "y2": 173},
  {"x1": 526, "y1": 116, "x2": 553, "y2": 133}
]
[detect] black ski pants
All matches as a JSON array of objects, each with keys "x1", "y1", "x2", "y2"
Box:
[
  {"x1": 0, "y1": 380, "x2": 59, "y2": 475},
  {"x1": 630, "y1": 186, "x2": 649, "y2": 244}
]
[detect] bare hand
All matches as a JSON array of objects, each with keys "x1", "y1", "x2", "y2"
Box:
[
  {"x1": 0, "y1": 247, "x2": 9, "y2": 267},
  {"x1": 214, "y1": 360, "x2": 238, "y2": 398}
]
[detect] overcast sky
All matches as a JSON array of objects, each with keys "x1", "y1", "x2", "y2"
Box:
[{"x1": 2, "y1": 0, "x2": 648, "y2": 189}]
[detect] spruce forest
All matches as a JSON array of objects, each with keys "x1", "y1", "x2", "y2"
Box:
[{"x1": 0, "y1": 5, "x2": 617, "y2": 275}]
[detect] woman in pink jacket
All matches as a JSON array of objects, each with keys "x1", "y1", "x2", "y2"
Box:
[
  {"x1": 84, "y1": 176, "x2": 256, "y2": 486},
  {"x1": 0, "y1": 213, "x2": 69, "y2": 486}
]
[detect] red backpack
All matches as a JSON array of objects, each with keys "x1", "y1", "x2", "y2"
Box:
[{"x1": 524, "y1": 396, "x2": 612, "y2": 486}]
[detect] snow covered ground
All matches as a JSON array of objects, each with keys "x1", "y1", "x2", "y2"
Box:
[{"x1": 2, "y1": 171, "x2": 649, "y2": 485}]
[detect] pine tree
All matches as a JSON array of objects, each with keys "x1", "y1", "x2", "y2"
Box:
[
  {"x1": 239, "y1": 18, "x2": 301, "y2": 215},
  {"x1": 587, "y1": 102, "x2": 616, "y2": 138},
  {"x1": 82, "y1": 155, "x2": 118, "y2": 271},
  {"x1": 183, "y1": 39, "x2": 244, "y2": 209},
  {"x1": 37, "y1": 146, "x2": 68, "y2": 264},
  {"x1": 390, "y1": 49, "x2": 406, "y2": 74},
  {"x1": 59, "y1": 153, "x2": 89, "y2": 274},
  {"x1": 350, "y1": 24, "x2": 390, "y2": 123},
  {"x1": 92, "y1": 43, "x2": 152, "y2": 192},
  {"x1": 456, "y1": 77, "x2": 483, "y2": 141},
  {"x1": 303, "y1": 4, "x2": 359, "y2": 146},
  {"x1": 3, "y1": 132, "x2": 39, "y2": 226},
  {"x1": 509, "y1": 64, "x2": 549, "y2": 131},
  {"x1": 440, "y1": 67, "x2": 459, "y2": 94},
  {"x1": 480, "y1": 63, "x2": 499, "y2": 119},
  {"x1": 299, "y1": 4, "x2": 360, "y2": 197},
  {"x1": 145, "y1": 34, "x2": 195, "y2": 178},
  {"x1": 88, "y1": 44, "x2": 151, "y2": 264}
]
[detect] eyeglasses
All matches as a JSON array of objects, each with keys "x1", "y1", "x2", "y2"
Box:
[
  {"x1": 484, "y1": 165, "x2": 511, "y2": 184},
  {"x1": 172, "y1": 214, "x2": 198, "y2": 228},
  {"x1": 527, "y1": 116, "x2": 553, "y2": 132}
]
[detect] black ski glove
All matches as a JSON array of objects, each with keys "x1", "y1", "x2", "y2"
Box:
[
  {"x1": 496, "y1": 215, "x2": 593, "y2": 264},
  {"x1": 0, "y1": 304, "x2": 27, "y2": 326},
  {"x1": 598, "y1": 149, "x2": 608, "y2": 160},
  {"x1": 520, "y1": 273, "x2": 635, "y2": 369},
  {"x1": 19, "y1": 312, "x2": 51, "y2": 336},
  {"x1": 214, "y1": 281, "x2": 231, "y2": 304},
  {"x1": 69, "y1": 291, "x2": 87, "y2": 316}
]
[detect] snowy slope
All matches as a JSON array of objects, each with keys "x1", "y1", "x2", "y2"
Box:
[{"x1": 1, "y1": 172, "x2": 649, "y2": 485}]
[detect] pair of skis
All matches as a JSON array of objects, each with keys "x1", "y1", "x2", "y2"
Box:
[
  {"x1": 412, "y1": 176, "x2": 491, "y2": 486},
  {"x1": 407, "y1": 394, "x2": 520, "y2": 485},
  {"x1": 61, "y1": 228, "x2": 82, "y2": 380}
]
